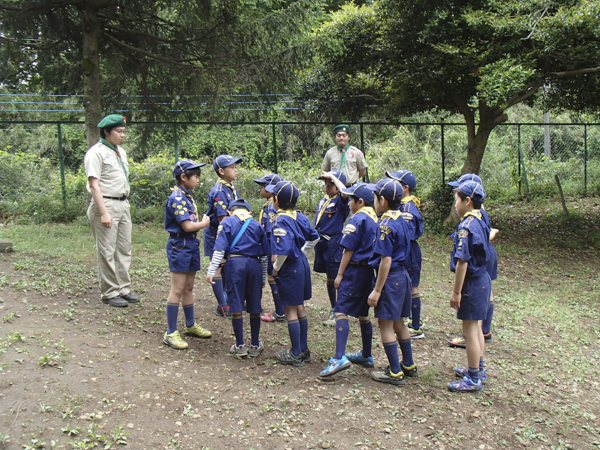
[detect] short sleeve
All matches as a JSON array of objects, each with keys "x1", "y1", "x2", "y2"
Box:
[
  {"x1": 356, "y1": 150, "x2": 367, "y2": 170},
  {"x1": 84, "y1": 148, "x2": 103, "y2": 180},
  {"x1": 168, "y1": 194, "x2": 192, "y2": 224},
  {"x1": 373, "y1": 222, "x2": 394, "y2": 257},
  {"x1": 214, "y1": 221, "x2": 232, "y2": 252},
  {"x1": 321, "y1": 151, "x2": 331, "y2": 172},
  {"x1": 214, "y1": 195, "x2": 230, "y2": 218},
  {"x1": 453, "y1": 228, "x2": 473, "y2": 263},
  {"x1": 271, "y1": 223, "x2": 294, "y2": 256},
  {"x1": 340, "y1": 217, "x2": 361, "y2": 251}
]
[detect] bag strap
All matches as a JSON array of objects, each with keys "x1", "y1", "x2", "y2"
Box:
[{"x1": 229, "y1": 218, "x2": 252, "y2": 254}]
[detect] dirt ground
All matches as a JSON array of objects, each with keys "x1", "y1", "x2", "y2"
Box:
[{"x1": 0, "y1": 230, "x2": 599, "y2": 449}]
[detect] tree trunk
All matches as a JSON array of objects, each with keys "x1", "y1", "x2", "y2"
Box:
[{"x1": 81, "y1": 5, "x2": 103, "y2": 148}]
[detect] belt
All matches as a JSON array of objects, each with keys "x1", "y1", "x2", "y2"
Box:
[
  {"x1": 103, "y1": 195, "x2": 127, "y2": 201},
  {"x1": 318, "y1": 231, "x2": 341, "y2": 241},
  {"x1": 230, "y1": 254, "x2": 259, "y2": 259},
  {"x1": 349, "y1": 261, "x2": 370, "y2": 266},
  {"x1": 170, "y1": 232, "x2": 197, "y2": 239}
]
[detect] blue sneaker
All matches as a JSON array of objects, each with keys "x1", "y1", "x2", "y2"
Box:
[
  {"x1": 454, "y1": 367, "x2": 487, "y2": 384},
  {"x1": 448, "y1": 374, "x2": 483, "y2": 392},
  {"x1": 345, "y1": 351, "x2": 374, "y2": 368},
  {"x1": 320, "y1": 356, "x2": 351, "y2": 377}
]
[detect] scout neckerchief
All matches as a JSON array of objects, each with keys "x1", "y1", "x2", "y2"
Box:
[
  {"x1": 315, "y1": 194, "x2": 339, "y2": 227},
  {"x1": 259, "y1": 198, "x2": 273, "y2": 224},
  {"x1": 461, "y1": 209, "x2": 482, "y2": 221},
  {"x1": 172, "y1": 186, "x2": 197, "y2": 218},
  {"x1": 100, "y1": 138, "x2": 129, "y2": 185},
  {"x1": 355, "y1": 206, "x2": 378, "y2": 223},
  {"x1": 336, "y1": 144, "x2": 350, "y2": 171},
  {"x1": 401, "y1": 195, "x2": 421, "y2": 209},
  {"x1": 275, "y1": 210, "x2": 297, "y2": 220},
  {"x1": 381, "y1": 210, "x2": 402, "y2": 221},
  {"x1": 217, "y1": 179, "x2": 238, "y2": 199},
  {"x1": 232, "y1": 209, "x2": 252, "y2": 222}
]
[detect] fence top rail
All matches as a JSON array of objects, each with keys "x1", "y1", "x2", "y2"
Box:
[{"x1": 1, "y1": 120, "x2": 600, "y2": 126}]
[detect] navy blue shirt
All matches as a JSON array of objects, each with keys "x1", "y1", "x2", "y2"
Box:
[
  {"x1": 271, "y1": 210, "x2": 319, "y2": 259},
  {"x1": 369, "y1": 210, "x2": 411, "y2": 270},
  {"x1": 259, "y1": 198, "x2": 277, "y2": 238},
  {"x1": 214, "y1": 211, "x2": 270, "y2": 257},
  {"x1": 339, "y1": 207, "x2": 378, "y2": 263},
  {"x1": 164, "y1": 186, "x2": 198, "y2": 234},
  {"x1": 399, "y1": 196, "x2": 423, "y2": 242},
  {"x1": 450, "y1": 210, "x2": 490, "y2": 277},
  {"x1": 206, "y1": 180, "x2": 238, "y2": 227},
  {"x1": 313, "y1": 194, "x2": 350, "y2": 236}
]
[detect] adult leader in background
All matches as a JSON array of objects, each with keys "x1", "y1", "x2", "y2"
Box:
[
  {"x1": 321, "y1": 124, "x2": 368, "y2": 186},
  {"x1": 84, "y1": 114, "x2": 139, "y2": 308}
]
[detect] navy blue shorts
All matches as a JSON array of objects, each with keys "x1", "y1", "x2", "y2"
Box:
[
  {"x1": 314, "y1": 234, "x2": 343, "y2": 279},
  {"x1": 335, "y1": 264, "x2": 373, "y2": 317},
  {"x1": 374, "y1": 268, "x2": 412, "y2": 321},
  {"x1": 167, "y1": 236, "x2": 201, "y2": 273},
  {"x1": 276, "y1": 255, "x2": 311, "y2": 306},
  {"x1": 223, "y1": 256, "x2": 263, "y2": 314},
  {"x1": 203, "y1": 225, "x2": 218, "y2": 257},
  {"x1": 457, "y1": 272, "x2": 491, "y2": 321},
  {"x1": 407, "y1": 240, "x2": 422, "y2": 287},
  {"x1": 486, "y1": 242, "x2": 498, "y2": 281}
]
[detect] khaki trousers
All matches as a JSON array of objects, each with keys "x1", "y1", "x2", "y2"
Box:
[{"x1": 87, "y1": 199, "x2": 132, "y2": 300}]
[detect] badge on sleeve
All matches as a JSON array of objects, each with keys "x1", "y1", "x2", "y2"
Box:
[
  {"x1": 457, "y1": 230, "x2": 469, "y2": 239},
  {"x1": 401, "y1": 212, "x2": 414, "y2": 222},
  {"x1": 217, "y1": 225, "x2": 224, "y2": 235},
  {"x1": 343, "y1": 224, "x2": 357, "y2": 234},
  {"x1": 273, "y1": 228, "x2": 287, "y2": 237}
]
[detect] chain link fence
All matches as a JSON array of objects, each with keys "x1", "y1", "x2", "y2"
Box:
[{"x1": 0, "y1": 120, "x2": 598, "y2": 223}]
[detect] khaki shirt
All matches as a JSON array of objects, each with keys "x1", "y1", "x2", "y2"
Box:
[
  {"x1": 84, "y1": 142, "x2": 130, "y2": 198},
  {"x1": 321, "y1": 145, "x2": 368, "y2": 186}
]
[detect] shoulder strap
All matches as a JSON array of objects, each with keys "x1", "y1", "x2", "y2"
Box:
[{"x1": 229, "y1": 218, "x2": 252, "y2": 253}]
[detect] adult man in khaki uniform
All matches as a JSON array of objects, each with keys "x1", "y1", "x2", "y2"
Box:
[
  {"x1": 84, "y1": 114, "x2": 139, "y2": 307},
  {"x1": 321, "y1": 124, "x2": 368, "y2": 186}
]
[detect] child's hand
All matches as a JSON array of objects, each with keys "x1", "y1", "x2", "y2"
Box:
[
  {"x1": 321, "y1": 171, "x2": 333, "y2": 180},
  {"x1": 207, "y1": 275, "x2": 215, "y2": 285},
  {"x1": 450, "y1": 292, "x2": 461, "y2": 309},
  {"x1": 334, "y1": 274, "x2": 343, "y2": 290},
  {"x1": 490, "y1": 227, "x2": 499, "y2": 241},
  {"x1": 200, "y1": 214, "x2": 210, "y2": 228},
  {"x1": 368, "y1": 289, "x2": 381, "y2": 307}
]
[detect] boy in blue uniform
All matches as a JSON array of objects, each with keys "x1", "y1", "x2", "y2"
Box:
[
  {"x1": 319, "y1": 183, "x2": 378, "y2": 378},
  {"x1": 206, "y1": 199, "x2": 270, "y2": 357},
  {"x1": 447, "y1": 174, "x2": 498, "y2": 347},
  {"x1": 267, "y1": 181, "x2": 320, "y2": 367},
  {"x1": 448, "y1": 181, "x2": 491, "y2": 392},
  {"x1": 253, "y1": 174, "x2": 286, "y2": 323},
  {"x1": 204, "y1": 154, "x2": 243, "y2": 317},
  {"x1": 366, "y1": 179, "x2": 418, "y2": 385},
  {"x1": 163, "y1": 159, "x2": 212, "y2": 350},
  {"x1": 314, "y1": 170, "x2": 350, "y2": 326},
  {"x1": 387, "y1": 169, "x2": 424, "y2": 339}
]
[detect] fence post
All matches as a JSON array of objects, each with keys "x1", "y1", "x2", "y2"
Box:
[
  {"x1": 57, "y1": 123, "x2": 67, "y2": 208},
  {"x1": 360, "y1": 123, "x2": 369, "y2": 182},
  {"x1": 518, "y1": 125, "x2": 521, "y2": 195},
  {"x1": 173, "y1": 123, "x2": 179, "y2": 163},
  {"x1": 272, "y1": 123, "x2": 278, "y2": 174},
  {"x1": 440, "y1": 122, "x2": 445, "y2": 185},
  {"x1": 584, "y1": 124, "x2": 587, "y2": 195},
  {"x1": 517, "y1": 124, "x2": 531, "y2": 199}
]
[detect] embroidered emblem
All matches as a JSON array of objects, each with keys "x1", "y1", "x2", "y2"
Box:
[
  {"x1": 344, "y1": 224, "x2": 357, "y2": 233},
  {"x1": 273, "y1": 228, "x2": 287, "y2": 237},
  {"x1": 457, "y1": 230, "x2": 469, "y2": 239}
]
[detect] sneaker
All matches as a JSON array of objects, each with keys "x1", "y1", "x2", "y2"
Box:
[
  {"x1": 401, "y1": 363, "x2": 419, "y2": 377},
  {"x1": 300, "y1": 348, "x2": 312, "y2": 363},
  {"x1": 484, "y1": 333, "x2": 493, "y2": 344},
  {"x1": 184, "y1": 322, "x2": 212, "y2": 339},
  {"x1": 408, "y1": 323, "x2": 424, "y2": 339},
  {"x1": 448, "y1": 374, "x2": 483, "y2": 392},
  {"x1": 274, "y1": 349, "x2": 305, "y2": 367},
  {"x1": 346, "y1": 350, "x2": 374, "y2": 368},
  {"x1": 230, "y1": 343, "x2": 248, "y2": 358},
  {"x1": 274, "y1": 312, "x2": 286, "y2": 322},
  {"x1": 402, "y1": 316, "x2": 412, "y2": 325},
  {"x1": 120, "y1": 292, "x2": 140, "y2": 303},
  {"x1": 371, "y1": 366, "x2": 405, "y2": 385},
  {"x1": 215, "y1": 305, "x2": 231, "y2": 318},
  {"x1": 322, "y1": 310, "x2": 336, "y2": 327},
  {"x1": 448, "y1": 335, "x2": 467, "y2": 348},
  {"x1": 454, "y1": 367, "x2": 487, "y2": 384},
  {"x1": 102, "y1": 296, "x2": 128, "y2": 307},
  {"x1": 261, "y1": 312, "x2": 275, "y2": 322},
  {"x1": 320, "y1": 356, "x2": 352, "y2": 377},
  {"x1": 163, "y1": 330, "x2": 188, "y2": 349},
  {"x1": 248, "y1": 341, "x2": 264, "y2": 357}
]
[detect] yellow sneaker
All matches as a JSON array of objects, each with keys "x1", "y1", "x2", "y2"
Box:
[
  {"x1": 184, "y1": 322, "x2": 212, "y2": 339},
  {"x1": 163, "y1": 330, "x2": 188, "y2": 349}
]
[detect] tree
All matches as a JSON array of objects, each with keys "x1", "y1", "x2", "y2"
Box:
[
  {"x1": 299, "y1": 0, "x2": 600, "y2": 175},
  {"x1": 0, "y1": 0, "x2": 322, "y2": 146}
]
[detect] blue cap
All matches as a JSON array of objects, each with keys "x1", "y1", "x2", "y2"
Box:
[
  {"x1": 319, "y1": 170, "x2": 347, "y2": 186},
  {"x1": 456, "y1": 181, "x2": 486, "y2": 203},
  {"x1": 172, "y1": 159, "x2": 207, "y2": 178},
  {"x1": 386, "y1": 170, "x2": 416, "y2": 191},
  {"x1": 213, "y1": 155, "x2": 243, "y2": 173},
  {"x1": 367, "y1": 178, "x2": 404, "y2": 202},
  {"x1": 265, "y1": 181, "x2": 299, "y2": 202},
  {"x1": 340, "y1": 182, "x2": 374, "y2": 205},
  {"x1": 253, "y1": 174, "x2": 283, "y2": 187},
  {"x1": 228, "y1": 198, "x2": 252, "y2": 212},
  {"x1": 448, "y1": 173, "x2": 482, "y2": 188}
]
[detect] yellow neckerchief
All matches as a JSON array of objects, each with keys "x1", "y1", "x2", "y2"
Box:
[
  {"x1": 275, "y1": 210, "x2": 297, "y2": 220},
  {"x1": 382, "y1": 210, "x2": 403, "y2": 221},
  {"x1": 355, "y1": 206, "x2": 378, "y2": 223},
  {"x1": 172, "y1": 186, "x2": 197, "y2": 215},
  {"x1": 217, "y1": 179, "x2": 238, "y2": 199},
  {"x1": 315, "y1": 193, "x2": 339, "y2": 226},
  {"x1": 232, "y1": 209, "x2": 252, "y2": 222},
  {"x1": 461, "y1": 209, "x2": 482, "y2": 221},
  {"x1": 259, "y1": 198, "x2": 273, "y2": 224},
  {"x1": 401, "y1": 195, "x2": 421, "y2": 209}
]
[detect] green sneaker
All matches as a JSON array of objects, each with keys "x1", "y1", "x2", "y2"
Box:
[
  {"x1": 371, "y1": 366, "x2": 405, "y2": 386},
  {"x1": 163, "y1": 330, "x2": 188, "y2": 349},
  {"x1": 184, "y1": 322, "x2": 212, "y2": 339},
  {"x1": 401, "y1": 362, "x2": 418, "y2": 377},
  {"x1": 408, "y1": 324, "x2": 424, "y2": 339}
]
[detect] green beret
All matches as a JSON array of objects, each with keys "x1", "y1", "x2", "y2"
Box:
[
  {"x1": 98, "y1": 114, "x2": 126, "y2": 128},
  {"x1": 333, "y1": 124, "x2": 350, "y2": 134}
]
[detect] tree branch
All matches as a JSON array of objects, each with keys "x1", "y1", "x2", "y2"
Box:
[
  {"x1": 505, "y1": 82, "x2": 540, "y2": 108},
  {"x1": 547, "y1": 66, "x2": 600, "y2": 77}
]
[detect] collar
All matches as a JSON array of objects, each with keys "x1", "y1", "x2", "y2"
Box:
[
  {"x1": 217, "y1": 179, "x2": 235, "y2": 189},
  {"x1": 382, "y1": 210, "x2": 403, "y2": 220},
  {"x1": 262, "y1": 198, "x2": 273, "y2": 208},
  {"x1": 355, "y1": 206, "x2": 378, "y2": 223},
  {"x1": 99, "y1": 138, "x2": 120, "y2": 154},
  {"x1": 276, "y1": 210, "x2": 297, "y2": 220},
  {"x1": 232, "y1": 210, "x2": 252, "y2": 222},
  {"x1": 461, "y1": 210, "x2": 482, "y2": 221},
  {"x1": 173, "y1": 185, "x2": 192, "y2": 197},
  {"x1": 336, "y1": 144, "x2": 350, "y2": 152},
  {"x1": 401, "y1": 195, "x2": 421, "y2": 209}
]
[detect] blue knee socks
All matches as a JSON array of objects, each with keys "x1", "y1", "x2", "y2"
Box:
[
  {"x1": 182, "y1": 303, "x2": 195, "y2": 328},
  {"x1": 287, "y1": 319, "x2": 301, "y2": 356},
  {"x1": 398, "y1": 338, "x2": 414, "y2": 367},
  {"x1": 298, "y1": 316, "x2": 308, "y2": 352},
  {"x1": 269, "y1": 281, "x2": 285, "y2": 316},
  {"x1": 359, "y1": 319, "x2": 372, "y2": 358},
  {"x1": 249, "y1": 314, "x2": 261, "y2": 347},
  {"x1": 383, "y1": 341, "x2": 401, "y2": 374},
  {"x1": 411, "y1": 294, "x2": 421, "y2": 329},
  {"x1": 468, "y1": 367, "x2": 480, "y2": 383},
  {"x1": 231, "y1": 313, "x2": 244, "y2": 346},
  {"x1": 212, "y1": 277, "x2": 226, "y2": 307},
  {"x1": 166, "y1": 302, "x2": 179, "y2": 334},
  {"x1": 482, "y1": 302, "x2": 494, "y2": 336},
  {"x1": 334, "y1": 315, "x2": 349, "y2": 359},
  {"x1": 326, "y1": 281, "x2": 337, "y2": 310}
]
